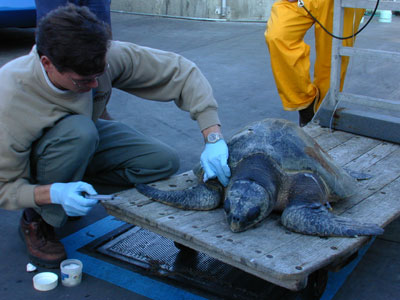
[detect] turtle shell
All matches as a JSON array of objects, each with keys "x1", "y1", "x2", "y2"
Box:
[{"x1": 226, "y1": 119, "x2": 355, "y2": 201}]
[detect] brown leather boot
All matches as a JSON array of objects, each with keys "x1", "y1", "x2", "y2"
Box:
[{"x1": 19, "y1": 210, "x2": 67, "y2": 269}]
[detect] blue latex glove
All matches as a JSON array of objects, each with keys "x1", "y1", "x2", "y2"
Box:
[
  {"x1": 50, "y1": 182, "x2": 98, "y2": 216},
  {"x1": 200, "y1": 140, "x2": 231, "y2": 187}
]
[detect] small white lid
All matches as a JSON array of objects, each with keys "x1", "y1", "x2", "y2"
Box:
[{"x1": 33, "y1": 272, "x2": 58, "y2": 291}]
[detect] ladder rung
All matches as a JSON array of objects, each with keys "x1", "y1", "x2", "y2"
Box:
[{"x1": 339, "y1": 47, "x2": 400, "y2": 62}]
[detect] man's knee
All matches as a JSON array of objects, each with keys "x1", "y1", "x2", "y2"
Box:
[
  {"x1": 31, "y1": 115, "x2": 99, "y2": 183},
  {"x1": 33, "y1": 115, "x2": 99, "y2": 157},
  {"x1": 61, "y1": 115, "x2": 99, "y2": 149}
]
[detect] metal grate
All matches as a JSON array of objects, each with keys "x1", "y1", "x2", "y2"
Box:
[{"x1": 96, "y1": 226, "x2": 294, "y2": 299}]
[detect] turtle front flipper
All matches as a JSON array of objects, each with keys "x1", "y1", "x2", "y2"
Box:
[
  {"x1": 281, "y1": 172, "x2": 384, "y2": 237},
  {"x1": 281, "y1": 202, "x2": 384, "y2": 236},
  {"x1": 136, "y1": 182, "x2": 223, "y2": 210}
]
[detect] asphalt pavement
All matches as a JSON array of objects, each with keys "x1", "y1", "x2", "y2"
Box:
[{"x1": 0, "y1": 11, "x2": 399, "y2": 300}]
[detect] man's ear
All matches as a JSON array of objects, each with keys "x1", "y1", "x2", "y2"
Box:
[{"x1": 40, "y1": 56, "x2": 56, "y2": 73}]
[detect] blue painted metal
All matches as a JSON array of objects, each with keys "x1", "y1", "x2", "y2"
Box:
[
  {"x1": 0, "y1": 0, "x2": 36, "y2": 28},
  {"x1": 320, "y1": 238, "x2": 375, "y2": 300},
  {"x1": 61, "y1": 216, "x2": 207, "y2": 300}
]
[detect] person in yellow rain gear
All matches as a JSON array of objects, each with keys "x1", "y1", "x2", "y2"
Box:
[{"x1": 265, "y1": 0, "x2": 365, "y2": 126}]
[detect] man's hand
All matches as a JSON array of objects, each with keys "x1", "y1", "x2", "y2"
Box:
[
  {"x1": 200, "y1": 140, "x2": 231, "y2": 187},
  {"x1": 50, "y1": 182, "x2": 98, "y2": 216}
]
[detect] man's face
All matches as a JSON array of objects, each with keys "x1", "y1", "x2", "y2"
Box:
[
  {"x1": 64, "y1": 70, "x2": 105, "y2": 93},
  {"x1": 41, "y1": 56, "x2": 106, "y2": 93}
]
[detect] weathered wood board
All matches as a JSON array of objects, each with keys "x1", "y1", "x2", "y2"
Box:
[{"x1": 101, "y1": 124, "x2": 400, "y2": 291}]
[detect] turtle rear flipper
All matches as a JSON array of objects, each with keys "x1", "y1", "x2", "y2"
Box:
[
  {"x1": 343, "y1": 167, "x2": 373, "y2": 181},
  {"x1": 281, "y1": 202, "x2": 384, "y2": 237},
  {"x1": 136, "y1": 182, "x2": 223, "y2": 210}
]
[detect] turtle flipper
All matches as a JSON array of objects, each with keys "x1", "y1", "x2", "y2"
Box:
[
  {"x1": 281, "y1": 202, "x2": 384, "y2": 237},
  {"x1": 343, "y1": 167, "x2": 373, "y2": 181},
  {"x1": 136, "y1": 182, "x2": 222, "y2": 210}
]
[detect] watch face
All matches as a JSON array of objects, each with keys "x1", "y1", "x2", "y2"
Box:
[{"x1": 207, "y1": 132, "x2": 222, "y2": 143}]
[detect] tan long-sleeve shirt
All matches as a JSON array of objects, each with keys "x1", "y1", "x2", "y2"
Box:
[{"x1": 0, "y1": 40, "x2": 220, "y2": 210}]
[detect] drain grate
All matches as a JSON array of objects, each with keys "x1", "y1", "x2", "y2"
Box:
[{"x1": 96, "y1": 226, "x2": 296, "y2": 300}]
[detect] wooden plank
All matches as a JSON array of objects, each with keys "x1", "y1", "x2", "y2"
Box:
[
  {"x1": 303, "y1": 123, "x2": 352, "y2": 141},
  {"x1": 335, "y1": 148, "x2": 400, "y2": 213},
  {"x1": 389, "y1": 86, "x2": 400, "y2": 100},
  {"x1": 344, "y1": 142, "x2": 399, "y2": 171},
  {"x1": 311, "y1": 129, "x2": 354, "y2": 152},
  {"x1": 342, "y1": 176, "x2": 400, "y2": 227},
  {"x1": 325, "y1": 135, "x2": 381, "y2": 166},
  {"x1": 303, "y1": 124, "x2": 330, "y2": 138}
]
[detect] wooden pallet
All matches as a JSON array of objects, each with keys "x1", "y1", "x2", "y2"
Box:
[{"x1": 101, "y1": 124, "x2": 400, "y2": 291}]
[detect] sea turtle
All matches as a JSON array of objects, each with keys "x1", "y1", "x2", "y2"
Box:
[{"x1": 136, "y1": 119, "x2": 384, "y2": 237}]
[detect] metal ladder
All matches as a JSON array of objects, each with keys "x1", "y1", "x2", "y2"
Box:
[{"x1": 314, "y1": 0, "x2": 400, "y2": 143}]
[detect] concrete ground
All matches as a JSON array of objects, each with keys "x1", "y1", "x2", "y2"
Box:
[{"x1": 0, "y1": 11, "x2": 399, "y2": 300}]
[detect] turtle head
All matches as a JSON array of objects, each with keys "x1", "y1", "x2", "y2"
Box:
[{"x1": 224, "y1": 179, "x2": 274, "y2": 232}]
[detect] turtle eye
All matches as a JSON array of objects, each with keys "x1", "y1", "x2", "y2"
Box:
[
  {"x1": 223, "y1": 200, "x2": 231, "y2": 213},
  {"x1": 247, "y1": 206, "x2": 260, "y2": 221}
]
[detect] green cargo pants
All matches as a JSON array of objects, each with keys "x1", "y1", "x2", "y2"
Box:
[{"x1": 30, "y1": 115, "x2": 179, "y2": 227}]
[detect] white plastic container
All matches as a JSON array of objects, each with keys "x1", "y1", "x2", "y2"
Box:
[{"x1": 60, "y1": 259, "x2": 83, "y2": 287}]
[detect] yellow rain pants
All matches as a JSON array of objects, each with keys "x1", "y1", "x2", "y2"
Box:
[{"x1": 265, "y1": 0, "x2": 364, "y2": 111}]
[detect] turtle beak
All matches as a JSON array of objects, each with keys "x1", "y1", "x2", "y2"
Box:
[{"x1": 224, "y1": 180, "x2": 272, "y2": 232}]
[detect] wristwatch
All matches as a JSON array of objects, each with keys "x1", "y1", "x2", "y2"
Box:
[{"x1": 205, "y1": 132, "x2": 223, "y2": 144}]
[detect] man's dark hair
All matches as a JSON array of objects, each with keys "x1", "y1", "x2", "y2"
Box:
[{"x1": 36, "y1": 3, "x2": 111, "y2": 76}]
